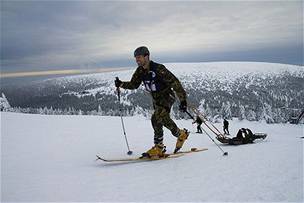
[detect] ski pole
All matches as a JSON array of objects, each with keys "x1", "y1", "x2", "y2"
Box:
[
  {"x1": 116, "y1": 77, "x2": 133, "y2": 155},
  {"x1": 185, "y1": 110, "x2": 195, "y2": 120},
  {"x1": 200, "y1": 126, "x2": 228, "y2": 156},
  {"x1": 185, "y1": 110, "x2": 228, "y2": 156}
]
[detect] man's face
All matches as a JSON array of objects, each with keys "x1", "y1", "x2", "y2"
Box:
[{"x1": 135, "y1": 55, "x2": 149, "y2": 67}]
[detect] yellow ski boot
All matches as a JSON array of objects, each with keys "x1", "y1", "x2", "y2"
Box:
[
  {"x1": 174, "y1": 128, "x2": 189, "y2": 153},
  {"x1": 141, "y1": 144, "x2": 166, "y2": 159}
]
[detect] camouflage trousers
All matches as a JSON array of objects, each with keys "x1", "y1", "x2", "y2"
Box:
[{"x1": 151, "y1": 101, "x2": 179, "y2": 145}]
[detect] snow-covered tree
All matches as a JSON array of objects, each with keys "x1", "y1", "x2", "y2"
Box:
[
  {"x1": 0, "y1": 93, "x2": 11, "y2": 111},
  {"x1": 198, "y1": 99, "x2": 206, "y2": 113},
  {"x1": 246, "y1": 110, "x2": 257, "y2": 121},
  {"x1": 133, "y1": 105, "x2": 145, "y2": 116},
  {"x1": 204, "y1": 104, "x2": 213, "y2": 120},
  {"x1": 212, "y1": 115, "x2": 221, "y2": 123},
  {"x1": 43, "y1": 107, "x2": 48, "y2": 114},
  {"x1": 220, "y1": 101, "x2": 232, "y2": 119},
  {"x1": 272, "y1": 108, "x2": 284, "y2": 123},
  {"x1": 38, "y1": 107, "x2": 43, "y2": 114},
  {"x1": 259, "y1": 103, "x2": 274, "y2": 123},
  {"x1": 48, "y1": 106, "x2": 54, "y2": 115},
  {"x1": 238, "y1": 105, "x2": 246, "y2": 120},
  {"x1": 97, "y1": 105, "x2": 103, "y2": 115}
]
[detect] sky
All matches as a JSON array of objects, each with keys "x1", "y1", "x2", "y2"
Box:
[{"x1": 0, "y1": 0, "x2": 303, "y2": 73}]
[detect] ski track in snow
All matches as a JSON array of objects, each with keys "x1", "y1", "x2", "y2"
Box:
[{"x1": 1, "y1": 112, "x2": 303, "y2": 202}]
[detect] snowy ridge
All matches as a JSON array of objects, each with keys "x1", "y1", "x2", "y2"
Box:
[
  {"x1": 48, "y1": 61, "x2": 303, "y2": 83},
  {"x1": 45, "y1": 61, "x2": 303, "y2": 97}
]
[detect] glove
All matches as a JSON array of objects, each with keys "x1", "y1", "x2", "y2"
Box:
[
  {"x1": 115, "y1": 77, "x2": 122, "y2": 88},
  {"x1": 179, "y1": 100, "x2": 187, "y2": 112}
]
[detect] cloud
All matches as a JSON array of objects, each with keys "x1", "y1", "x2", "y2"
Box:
[{"x1": 1, "y1": 1, "x2": 303, "y2": 71}]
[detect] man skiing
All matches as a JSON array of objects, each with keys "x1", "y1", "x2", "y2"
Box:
[
  {"x1": 115, "y1": 46, "x2": 189, "y2": 159},
  {"x1": 223, "y1": 118, "x2": 229, "y2": 135},
  {"x1": 192, "y1": 116, "x2": 203, "y2": 133}
]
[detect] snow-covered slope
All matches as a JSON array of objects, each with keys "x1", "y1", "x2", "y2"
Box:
[
  {"x1": 1, "y1": 112, "x2": 303, "y2": 202},
  {"x1": 44, "y1": 61, "x2": 303, "y2": 96}
]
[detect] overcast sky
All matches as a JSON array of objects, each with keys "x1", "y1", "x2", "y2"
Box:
[{"x1": 1, "y1": 0, "x2": 303, "y2": 72}]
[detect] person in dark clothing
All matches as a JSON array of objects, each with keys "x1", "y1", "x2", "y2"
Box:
[
  {"x1": 192, "y1": 116, "x2": 203, "y2": 133},
  {"x1": 223, "y1": 119, "x2": 229, "y2": 135},
  {"x1": 115, "y1": 46, "x2": 189, "y2": 158}
]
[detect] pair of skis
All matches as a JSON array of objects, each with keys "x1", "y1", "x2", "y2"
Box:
[{"x1": 96, "y1": 148, "x2": 208, "y2": 163}]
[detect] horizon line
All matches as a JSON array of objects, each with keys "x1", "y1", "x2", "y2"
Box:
[
  {"x1": 0, "y1": 67, "x2": 130, "y2": 78},
  {"x1": 1, "y1": 60, "x2": 303, "y2": 78}
]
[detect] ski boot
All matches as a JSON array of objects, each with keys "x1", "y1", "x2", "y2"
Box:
[
  {"x1": 174, "y1": 128, "x2": 189, "y2": 153},
  {"x1": 141, "y1": 144, "x2": 166, "y2": 159}
]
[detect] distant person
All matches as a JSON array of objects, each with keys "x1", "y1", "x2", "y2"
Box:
[
  {"x1": 192, "y1": 116, "x2": 203, "y2": 133},
  {"x1": 223, "y1": 119, "x2": 229, "y2": 135},
  {"x1": 115, "y1": 46, "x2": 189, "y2": 158}
]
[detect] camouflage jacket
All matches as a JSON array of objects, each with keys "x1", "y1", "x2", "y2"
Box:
[{"x1": 121, "y1": 61, "x2": 186, "y2": 106}]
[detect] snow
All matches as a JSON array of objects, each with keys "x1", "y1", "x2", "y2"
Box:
[
  {"x1": 43, "y1": 62, "x2": 303, "y2": 98},
  {"x1": 1, "y1": 112, "x2": 303, "y2": 202}
]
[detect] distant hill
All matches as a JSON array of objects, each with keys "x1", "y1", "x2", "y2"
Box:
[{"x1": 1, "y1": 62, "x2": 303, "y2": 123}]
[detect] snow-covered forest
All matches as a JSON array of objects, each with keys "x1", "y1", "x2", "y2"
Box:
[{"x1": 1, "y1": 62, "x2": 303, "y2": 123}]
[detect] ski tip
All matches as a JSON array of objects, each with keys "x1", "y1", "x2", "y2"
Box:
[{"x1": 96, "y1": 155, "x2": 107, "y2": 161}]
